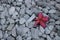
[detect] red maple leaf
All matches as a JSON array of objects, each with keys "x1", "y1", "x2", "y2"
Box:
[{"x1": 34, "y1": 12, "x2": 49, "y2": 28}]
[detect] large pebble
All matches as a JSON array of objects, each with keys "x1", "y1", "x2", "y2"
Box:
[
  {"x1": 49, "y1": 9, "x2": 56, "y2": 13},
  {"x1": 54, "y1": 36, "x2": 60, "y2": 40},
  {"x1": 9, "y1": 7, "x2": 15, "y2": 15},
  {"x1": 19, "y1": 18, "x2": 26, "y2": 24},
  {"x1": 0, "y1": 6, "x2": 4, "y2": 12},
  {"x1": 40, "y1": 26, "x2": 45, "y2": 34},
  {"x1": 12, "y1": 27, "x2": 16, "y2": 37},
  {"x1": 16, "y1": 35, "x2": 22, "y2": 40},
  {"x1": 7, "y1": 36, "x2": 15, "y2": 40},
  {"x1": 31, "y1": 28, "x2": 39, "y2": 39},
  {"x1": 47, "y1": 35, "x2": 52, "y2": 40},
  {"x1": 24, "y1": 14, "x2": 30, "y2": 20},
  {"x1": 56, "y1": 0, "x2": 60, "y2": 2},
  {"x1": 56, "y1": 4, "x2": 60, "y2": 10},
  {"x1": 4, "y1": 31, "x2": 8, "y2": 39},
  {"x1": 48, "y1": 25, "x2": 54, "y2": 31},
  {"x1": 26, "y1": 14, "x2": 36, "y2": 26},
  {"x1": 7, "y1": 24, "x2": 14, "y2": 30},
  {"x1": 0, "y1": 30, "x2": 3, "y2": 38},
  {"x1": 45, "y1": 28, "x2": 51, "y2": 34},
  {"x1": 55, "y1": 21, "x2": 60, "y2": 24}
]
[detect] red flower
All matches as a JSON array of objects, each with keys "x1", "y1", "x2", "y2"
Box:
[{"x1": 34, "y1": 12, "x2": 49, "y2": 28}]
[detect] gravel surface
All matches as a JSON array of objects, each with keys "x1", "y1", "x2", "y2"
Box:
[{"x1": 0, "y1": 0, "x2": 60, "y2": 40}]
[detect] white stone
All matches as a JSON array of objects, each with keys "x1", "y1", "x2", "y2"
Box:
[
  {"x1": 12, "y1": 27, "x2": 16, "y2": 37},
  {"x1": 26, "y1": 37, "x2": 31, "y2": 40},
  {"x1": 7, "y1": 24, "x2": 14, "y2": 30},
  {"x1": 27, "y1": 21, "x2": 35, "y2": 28},
  {"x1": 43, "y1": 8, "x2": 48, "y2": 13},
  {"x1": 17, "y1": 0, "x2": 23, "y2": 2},
  {"x1": 0, "y1": 6, "x2": 4, "y2": 12},
  {"x1": 45, "y1": 28, "x2": 51, "y2": 34},
  {"x1": 55, "y1": 21, "x2": 60, "y2": 24},
  {"x1": 56, "y1": 0, "x2": 60, "y2": 2},
  {"x1": 20, "y1": 7, "x2": 25, "y2": 15},
  {"x1": 26, "y1": 8, "x2": 33, "y2": 15},
  {"x1": 49, "y1": 9, "x2": 56, "y2": 13},
  {"x1": 40, "y1": 26, "x2": 45, "y2": 34},
  {"x1": 0, "y1": 30, "x2": 3, "y2": 38},
  {"x1": 19, "y1": 18, "x2": 26, "y2": 24},
  {"x1": 22, "y1": 27, "x2": 29, "y2": 34},
  {"x1": 24, "y1": 14, "x2": 30, "y2": 20},
  {"x1": 47, "y1": 35, "x2": 52, "y2": 40},
  {"x1": 42, "y1": 34, "x2": 47, "y2": 38},
  {"x1": 2, "y1": 25, "x2": 7, "y2": 30},
  {"x1": 54, "y1": 36, "x2": 60, "y2": 40},
  {"x1": 48, "y1": 25, "x2": 54, "y2": 31},
  {"x1": 8, "y1": 18, "x2": 14, "y2": 23},
  {"x1": 9, "y1": 7, "x2": 15, "y2": 15},
  {"x1": 7, "y1": 36, "x2": 15, "y2": 40},
  {"x1": 1, "y1": 39, "x2": 4, "y2": 40},
  {"x1": 1, "y1": 19, "x2": 6, "y2": 24},
  {"x1": 31, "y1": 28, "x2": 39, "y2": 39},
  {"x1": 16, "y1": 35, "x2": 22, "y2": 40},
  {"x1": 38, "y1": 31, "x2": 43, "y2": 36},
  {"x1": 4, "y1": 31, "x2": 8, "y2": 39},
  {"x1": 26, "y1": 14, "x2": 36, "y2": 26}
]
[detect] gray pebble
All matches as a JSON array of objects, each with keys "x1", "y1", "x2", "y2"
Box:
[
  {"x1": 9, "y1": 7, "x2": 15, "y2": 15},
  {"x1": 47, "y1": 35, "x2": 52, "y2": 40},
  {"x1": 24, "y1": 14, "x2": 30, "y2": 20},
  {"x1": 12, "y1": 27, "x2": 16, "y2": 37},
  {"x1": 56, "y1": 4, "x2": 60, "y2": 10},
  {"x1": 49, "y1": 9, "x2": 56, "y2": 13},
  {"x1": 7, "y1": 24, "x2": 14, "y2": 30},
  {"x1": 19, "y1": 18, "x2": 26, "y2": 24},
  {"x1": 0, "y1": 6, "x2": 4, "y2": 12},
  {"x1": 7, "y1": 36, "x2": 15, "y2": 40},
  {"x1": 16, "y1": 35, "x2": 22, "y2": 40},
  {"x1": 45, "y1": 28, "x2": 51, "y2": 34},
  {"x1": 0, "y1": 30, "x2": 3, "y2": 38}
]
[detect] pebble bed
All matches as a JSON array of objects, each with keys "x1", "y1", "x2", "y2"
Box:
[{"x1": 0, "y1": 0, "x2": 60, "y2": 40}]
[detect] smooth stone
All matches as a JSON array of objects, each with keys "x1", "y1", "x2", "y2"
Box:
[
  {"x1": 26, "y1": 14, "x2": 36, "y2": 26},
  {"x1": 47, "y1": 35, "x2": 52, "y2": 40},
  {"x1": 43, "y1": 8, "x2": 48, "y2": 13},
  {"x1": 40, "y1": 26, "x2": 45, "y2": 34},
  {"x1": 42, "y1": 34, "x2": 47, "y2": 38},
  {"x1": 56, "y1": 4, "x2": 60, "y2": 10},
  {"x1": 4, "y1": 31, "x2": 8, "y2": 39},
  {"x1": 56, "y1": 0, "x2": 60, "y2": 2},
  {"x1": 24, "y1": 14, "x2": 30, "y2": 20},
  {"x1": 27, "y1": 21, "x2": 35, "y2": 28},
  {"x1": 48, "y1": 25, "x2": 54, "y2": 31},
  {"x1": 1, "y1": 19, "x2": 6, "y2": 25},
  {"x1": 0, "y1": 6, "x2": 4, "y2": 12},
  {"x1": 55, "y1": 21, "x2": 60, "y2": 24},
  {"x1": 16, "y1": 35, "x2": 22, "y2": 40},
  {"x1": 26, "y1": 37, "x2": 31, "y2": 40},
  {"x1": 12, "y1": 27, "x2": 16, "y2": 37},
  {"x1": 26, "y1": 8, "x2": 33, "y2": 15},
  {"x1": 19, "y1": 18, "x2": 26, "y2": 24},
  {"x1": 54, "y1": 36, "x2": 60, "y2": 40},
  {"x1": 9, "y1": 7, "x2": 15, "y2": 15},
  {"x1": 49, "y1": 9, "x2": 56, "y2": 13},
  {"x1": 7, "y1": 24, "x2": 14, "y2": 30},
  {"x1": 31, "y1": 28, "x2": 39, "y2": 39},
  {"x1": 0, "y1": 30, "x2": 3, "y2": 38},
  {"x1": 45, "y1": 28, "x2": 51, "y2": 34},
  {"x1": 7, "y1": 36, "x2": 15, "y2": 40}
]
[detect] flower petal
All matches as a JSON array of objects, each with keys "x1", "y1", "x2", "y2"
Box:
[
  {"x1": 35, "y1": 17, "x2": 39, "y2": 21},
  {"x1": 42, "y1": 16, "x2": 49, "y2": 22},
  {"x1": 34, "y1": 21, "x2": 40, "y2": 26},
  {"x1": 40, "y1": 21, "x2": 46, "y2": 28},
  {"x1": 38, "y1": 12, "x2": 43, "y2": 19}
]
